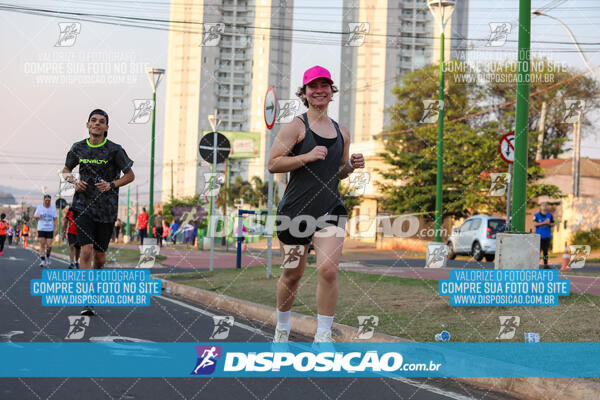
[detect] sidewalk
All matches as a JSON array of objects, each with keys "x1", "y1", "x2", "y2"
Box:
[{"x1": 111, "y1": 242, "x2": 266, "y2": 269}]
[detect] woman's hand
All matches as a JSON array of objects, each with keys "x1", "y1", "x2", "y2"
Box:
[
  {"x1": 349, "y1": 153, "x2": 365, "y2": 169},
  {"x1": 303, "y1": 146, "x2": 328, "y2": 163}
]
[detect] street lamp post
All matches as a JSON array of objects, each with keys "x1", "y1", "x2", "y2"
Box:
[
  {"x1": 145, "y1": 68, "x2": 165, "y2": 241},
  {"x1": 533, "y1": 10, "x2": 593, "y2": 200},
  {"x1": 532, "y1": 10, "x2": 599, "y2": 79},
  {"x1": 427, "y1": 0, "x2": 455, "y2": 242}
]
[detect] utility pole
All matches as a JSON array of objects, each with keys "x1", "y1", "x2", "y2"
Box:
[
  {"x1": 511, "y1": 0, "x2": 531, "y2": 233},
  {"x1": 535, "y1": 101, "x2": 547, "y2": 160},
  {"x1": 572, "y1": 111, "x2": 582, "y2": 197}
]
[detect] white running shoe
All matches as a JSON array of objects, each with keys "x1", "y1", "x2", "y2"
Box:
[
  {"x1": 314, "y1": 330, "x2": 334, "y2": 343},
  {"x1": 273, "y1": 327, "x2": 290, "y2": 343}
]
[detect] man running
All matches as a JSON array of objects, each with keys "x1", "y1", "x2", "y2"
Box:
[
  {"x1": 33, "y1": 194, "x2": 58, "y2": 268},
  {"x1": 62, "y1": 206, "x2": 81, "y2": 269},
  {"x1": 0, "y1": 213, "x2": 8, "y2": 255},
  {"x1": 62, "y1": 109, "x2": 135, "y2": 316},
  {"x1": 268, "y1": 66, "x2": 364, "y2": 343}
]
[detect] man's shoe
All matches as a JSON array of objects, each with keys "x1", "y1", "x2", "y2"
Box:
[{"x1": 273, "y1": 328, "x2": 290, "y2": 343}]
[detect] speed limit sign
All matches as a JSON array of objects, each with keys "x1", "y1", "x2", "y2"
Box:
[{"x1": 499, "y1": 132, "x2": 515, "y2": 164}]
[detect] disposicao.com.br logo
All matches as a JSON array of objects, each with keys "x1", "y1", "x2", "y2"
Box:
[{"x1": 193, "y1": 347, "x2": 441, "y2": 376}]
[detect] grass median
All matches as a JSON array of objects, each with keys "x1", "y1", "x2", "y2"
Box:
[{"x1": 163, "y1": 265, "x2": 600, "y2": 342}]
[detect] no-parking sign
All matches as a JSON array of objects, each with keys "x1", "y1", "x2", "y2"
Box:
[{"x1": 498, "y1": 132, "x2": 515, "y2": 164}]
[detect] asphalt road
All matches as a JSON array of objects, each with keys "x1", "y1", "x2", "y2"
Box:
[{"x1": 0, "y1": 245, "x2": 520, "y2": 400}]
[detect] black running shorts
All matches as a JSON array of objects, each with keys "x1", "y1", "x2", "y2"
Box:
[
  {"x1": 75, "y1": 212, "x2": 113, "y2": 252},
  {"x1": 38, "y1": 231, "x2": 54, "y2": 239}
]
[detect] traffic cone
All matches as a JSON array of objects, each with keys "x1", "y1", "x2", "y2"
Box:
[{"x1": 560, "y1": 242, "x2": 571, "y2": 271}]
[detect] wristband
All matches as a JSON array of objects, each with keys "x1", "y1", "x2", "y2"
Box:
[{"x1": 347, "y1": 159, "x2": 355, "y2": 170}]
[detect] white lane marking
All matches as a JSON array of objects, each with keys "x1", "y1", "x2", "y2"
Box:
[
  {"x1": 89, "y1": 336, "x2": 153, "y2": 343},
  {"x1": 392, "y1": 378, "x2": 480, "y2": 400},
  {"x1": 156, "y1": 295, "x2": 270, "y2": 339},
  {"x1": 0, "y1": 330, "x2": 24, "y2": 342}
]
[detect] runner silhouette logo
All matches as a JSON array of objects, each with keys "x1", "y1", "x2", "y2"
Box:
[
  {"x1": 65, "y1": 316, "x2": 90, "y2": 340},
  {"x1": 191, "y1": 345, "x2": 222, "y2": 375}
]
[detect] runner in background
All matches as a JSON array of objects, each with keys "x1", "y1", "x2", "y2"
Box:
[
  {"x1": 136, "y1": 207, "x2": 148, "y2": 244},
  {"x1": 62, "y1": 206, "x2": 81, "y2": 269},
  {"x1": 21, "y1": 223, "x2": 29, "y2": 248},
  {"x1": 113, "y1": 218, "x2": 121, "y2": 243},
  {"x1": 0, "y1": 213, "x2": 8, "y2": 255},
  {"x1": 154, "y1": 210, "x2": 164, "y2": 247},
  {"x1": 33, "y1": 194, "x2": 58, "y2": 268},
  {"x1": 14, "y1": 225, "x2": 20, "y2": 246},
  {"x1": 7, "y1": 224, "x2": 15, "y2": 246},
  {"x1": 170, "y1": 219, "x2": 180, "y2": 245}
]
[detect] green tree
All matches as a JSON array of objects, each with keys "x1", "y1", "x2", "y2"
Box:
[
  {"x1": 378, "y1": 61, "x2": 564, "y2": 219},
  {"x1": 486, "y1": 58, "x2": 599, "y2": 158}
]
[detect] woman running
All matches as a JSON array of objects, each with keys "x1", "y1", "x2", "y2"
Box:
[{"x1": 268, "y1": 65, "x2": 364, "y2": 343}]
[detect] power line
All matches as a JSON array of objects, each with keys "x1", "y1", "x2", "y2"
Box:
[{"x1": 2, "y1": 3, "x2": 600, "y2": 47}]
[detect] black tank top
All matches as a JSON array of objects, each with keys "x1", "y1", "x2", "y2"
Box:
[{"x1": 277, "y1": 113, "x2": 346, "y2": 219}]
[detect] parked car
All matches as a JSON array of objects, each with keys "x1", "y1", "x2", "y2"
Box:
[{"x1": 446, "y1": 215, "x2": 506, "y2": 262}]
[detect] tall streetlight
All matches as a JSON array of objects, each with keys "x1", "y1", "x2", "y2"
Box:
[
  {"x1": 146, "y1": 67, "x2": 165, "y2": 240},
  {"x1": 533, "y1": 10, "x2": 594, "y2": 200},
  {"x1": 427, "y1": 0, "x2": 455, "y2": 242},
  {"x1": 532, "y1": 10, "x2": 598, "y2": 79}
]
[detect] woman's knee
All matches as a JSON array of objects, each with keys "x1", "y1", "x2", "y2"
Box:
[{"x1": 318, "y1": 263, "x2": 338, "y2": 283}]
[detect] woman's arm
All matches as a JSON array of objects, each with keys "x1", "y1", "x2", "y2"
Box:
[
  {"x1": 338, "y1": 125, "x2": 364, "y2": 179},
  {"x1": 268, "y1": 118, "x2": 326, "y2": 173}
]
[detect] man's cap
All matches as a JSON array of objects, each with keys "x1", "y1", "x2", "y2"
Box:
[{"x1": 302, "y1": 65, "x2": 333, "y2": 86}]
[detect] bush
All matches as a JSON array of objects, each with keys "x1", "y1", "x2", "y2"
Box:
[{"x1": 571, "y1": 228, "x2": 600, "y2": 250}]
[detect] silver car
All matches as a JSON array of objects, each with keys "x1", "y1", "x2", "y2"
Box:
[{"x1": 446, "y1": 215, "x2": 506, "y2": 262}]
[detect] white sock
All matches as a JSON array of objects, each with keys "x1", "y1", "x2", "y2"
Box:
[
  {"x1": 316, "y1": 314, "x2": 334, "y2": 336},
  {"x1": 276, "y1": 310, "x2": 291, "y2": 331}
]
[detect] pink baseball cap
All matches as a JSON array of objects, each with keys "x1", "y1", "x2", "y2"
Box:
[{"x1": 302, "y1": 65, "x2": 334, "y2": 86}]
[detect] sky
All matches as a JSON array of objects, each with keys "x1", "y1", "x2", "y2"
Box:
[{"x1": 1, "y1": 0, "x2": 599, "y2": 206}]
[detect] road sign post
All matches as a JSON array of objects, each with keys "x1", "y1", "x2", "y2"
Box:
[
  {"x1": 201, "y1": 111, "x2": 231, "y2": 271},
  {"x1": 499, "y1": 132, "x2": 515, "y2": 231},
  {"x1": 264, "y1": 87, "x2": 277, "y2": 279}
]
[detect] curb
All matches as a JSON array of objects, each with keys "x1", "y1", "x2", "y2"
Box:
[{"x1": 157, "y1": 276, "x2": 600, "y2": 400}]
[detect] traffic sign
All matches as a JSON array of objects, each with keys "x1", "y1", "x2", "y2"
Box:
[
  {"x1": 55, "y1": 198, "x2": 68, "y2": 210},
  {"x1": 264, "y1": 86, "x2": 277, "y2": 129},
  {"x1": 198, "y1": 132, "x2": 231, "y2": 164},
  {"x1": 499, "y1": 132, "x2": 515, "y2": 164}
]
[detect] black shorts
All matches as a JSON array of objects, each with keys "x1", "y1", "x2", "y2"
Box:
[
  {"x1": 38, "y1": 231, "x2": 54, "y2": 239},
  {"x1": 276, "y1": 205, "x2": 348, "y2": 245},
  {"x1": 75, "y1": 213, "x2": 113, "y2": 252},
  {"x1": 67, "y1": 233, "x2": 81, "y2": 249}
]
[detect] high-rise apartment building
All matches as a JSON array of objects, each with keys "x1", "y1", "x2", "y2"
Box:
[
  {"x1": 340, "y1": 0, "x2": 469, "y2": 141},
  {"x1": 162, "y1": 0, "x2": 293, "y2": 202},
  {"x1": 338, "y1": 0, "x2": 469, "y2": 239}
]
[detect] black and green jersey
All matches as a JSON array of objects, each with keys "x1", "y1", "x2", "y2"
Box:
[{"x1": 65, "y1": 138, "x2": 133, "y2": 223}]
